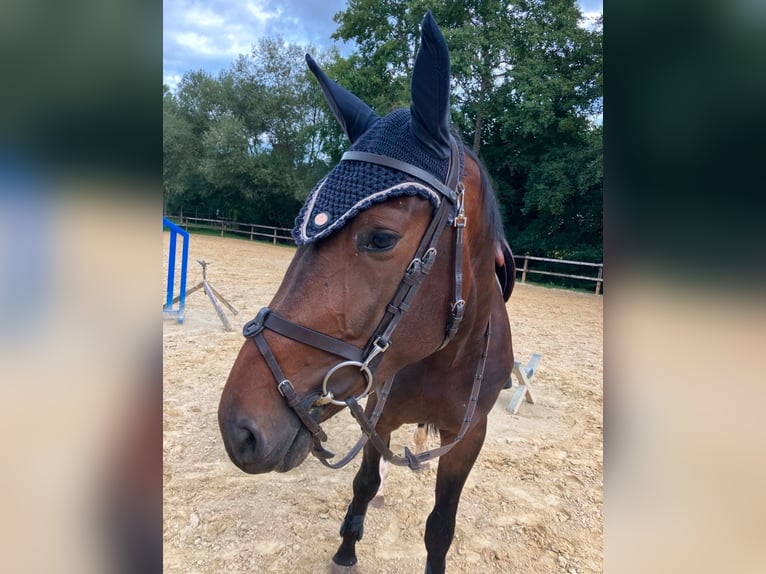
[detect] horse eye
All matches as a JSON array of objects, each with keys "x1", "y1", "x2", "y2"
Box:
[{"x1": 361, "y1": 231, "x2": 400, "y2": 252}]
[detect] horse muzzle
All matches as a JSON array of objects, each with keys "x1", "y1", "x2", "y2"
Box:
[{"x1": 218, "y1": 410, "x2": 314, "y2": 474}]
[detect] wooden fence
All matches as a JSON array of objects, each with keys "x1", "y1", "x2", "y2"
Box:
[
  {"x1": 165, "y1": 215, "x2": 603, "y2": 293},
  {"x1": 514, "y1": 255, "x2": 603, "y2": 294},
  {"x1": 165, "y1": 215, "x2": 294, "y2": 245}
]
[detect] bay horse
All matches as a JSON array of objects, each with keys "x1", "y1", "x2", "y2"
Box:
[{"x1": 218, "y1": 12, "x2": 515, "y2": 574}]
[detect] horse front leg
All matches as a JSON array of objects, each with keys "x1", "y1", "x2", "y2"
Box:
[
  {"x1": 423, "y1": 418, "x2": 487, "y2": 574},
  {"x1": 332, "y1": 437, "x2": 389, "y2": 568}
]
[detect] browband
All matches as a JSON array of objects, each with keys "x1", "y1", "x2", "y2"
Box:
[{"x1": 341, "y1": 137, "x2": 460, "y2": 204}]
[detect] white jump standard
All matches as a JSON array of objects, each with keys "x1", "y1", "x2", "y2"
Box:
[{"x1": 506, "y1": 352, "x2": 541, "y2": 414}]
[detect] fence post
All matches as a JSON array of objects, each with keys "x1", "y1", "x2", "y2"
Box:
[
  {"x1": 250, "y1": 225, "x2": 254, "y2": 240},
  {"x1": 595, "y1": 267, "x2": 603, "y2": 295},
  {"x1": 273, "y1": 228, "x2": 277, "y2": 245},
  {"x1": 521, "y1": 256, "x2": 529, "y2": 283},
  {"x1": 220, "y1": 220, "x2": 225, "y2": 237}
]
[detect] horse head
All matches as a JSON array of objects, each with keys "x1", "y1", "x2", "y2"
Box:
[{"x1": 218, "y1": 11, "x2": 506, "y2": 476}]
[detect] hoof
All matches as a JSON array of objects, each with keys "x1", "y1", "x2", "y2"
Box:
[
  {"x1": 328, "y1": 560, "x2": 357, "y2": 574},
  {"x1": 331, "y1": 554, "x2": 358, "y2": 569},
  {"x1": 370, "y1": 494, "x2": 385, "y2": 508}
]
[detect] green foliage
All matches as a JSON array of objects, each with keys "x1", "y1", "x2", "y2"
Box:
[
  {"x1": 332, "y1": 0, "x2": 427, "y2": 111},
  {"x1": 332, "y1": 0, "x2": 602, "y2": 263},
  {"x1": 163, "y1": 0, "x2": 602, "y2": 269},
  {"x1": 162, "y1": 39, "x2": 338, "y2": 226}
]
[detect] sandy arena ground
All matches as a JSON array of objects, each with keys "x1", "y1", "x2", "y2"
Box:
[{"x1": 163, "y1": 232, "x2": 603, "y2": 573}]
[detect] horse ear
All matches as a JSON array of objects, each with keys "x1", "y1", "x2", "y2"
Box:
[
  {"x1": 410, "y1": 11, "x2": 451, "y2": 159},
  {"x1": 305, "y1": 54, "x2": 380, "y2": 143}
]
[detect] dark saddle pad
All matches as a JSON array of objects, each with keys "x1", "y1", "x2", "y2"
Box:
[{"x1": 495, "y1": 238, "x2": 515, "y2": 302}]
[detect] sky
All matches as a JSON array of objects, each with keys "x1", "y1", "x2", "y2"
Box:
[{"x1": 163, "y1": 0, "x2": 603, "y2": 91}]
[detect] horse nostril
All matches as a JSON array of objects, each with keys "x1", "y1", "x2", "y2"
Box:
[
  {"x1": 233, "y1": 420, "x2": 254, "y2": 446},
  {"x1": 235, "y1": 418, "x2": 262, "y2": 450},
  {"x1": 220, "y1": 416, "x2": 265, "y2": 467}
]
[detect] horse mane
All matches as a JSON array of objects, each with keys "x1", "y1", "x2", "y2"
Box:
[
  {"x1": 462, "y1": 146, "x2": 506, "y2": 246},
  {"x1": 461, "y1": 144, "x2": 515, "y2": 301}
]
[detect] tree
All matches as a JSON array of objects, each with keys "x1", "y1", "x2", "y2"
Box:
[
  {"x1": 332, "y1": 0, "x2": 430, "y2": 111},
  {"x1": 332, "y1": 0, "x2": 603, "y2": 261},
  {"x1": 163, "y1": 40, "x2": 344, "y2": 225},
  {"x1": 486, "y1": 1, "x2": 603, "y2": 260},
  {"x1": 163, "y1": 84, "x2": 205, "y2": 216},
  {"x1": 230, "y1": 37, "x2": 337, "y2": 215},
  {"x1": 432, "y1": 0, "x2": 518, "y2": 152}
]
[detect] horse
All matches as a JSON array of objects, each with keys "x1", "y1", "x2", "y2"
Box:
[{"x1": 218, "y1": 12, "x2": 515, "y2": 574}]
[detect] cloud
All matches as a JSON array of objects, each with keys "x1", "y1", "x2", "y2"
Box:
[
  {"x1": 169, "y1": 28, "x2": 250, "y2": 58},
  {"x1": 246, "y1": 1, "x2": 281, "y2": 23},
  {"x1": 184, "y1": 6, "x2": 225, "y2": 28},
  {"x1": 163, "y1": 1, "x2": 601, "y2": 88},
  {"x1": 163, "y1": 0, "x2": 352, "y2": 89},
  {"x1": 172, "y1": 31, "x2": 214, "y2": 55}
]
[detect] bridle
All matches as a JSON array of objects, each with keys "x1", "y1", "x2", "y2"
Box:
[{"x1": 242, "y1": 137, "x2": 489, "y2": 470}]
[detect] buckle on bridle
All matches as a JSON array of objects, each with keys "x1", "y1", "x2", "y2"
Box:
[
  {"x1": 421, "y1": 248, "x2": 437, "y2": 272},
  {"x1": 453, "y1": 183, "x2": 466, "y2": 228},
  {"x1": 406, "y1": 257, "x2": 422, "y2": 275},
  {"x1": 363, "y1": 337, "x2": 390, "y2": 369},
  {"x1": 406, "y1": 247, "x2": 438, "y2": 276},
  {"x1": 277, "y1": 379, "x2": 293, "y2": 397}
]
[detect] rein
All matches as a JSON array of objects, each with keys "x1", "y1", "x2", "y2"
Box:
[
  {"x1": 242, "y1": 137, "x2": 487, "y2": 470},
  {"x1": 336, "y1": 317, "x2": 491, "y2": 471}
]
